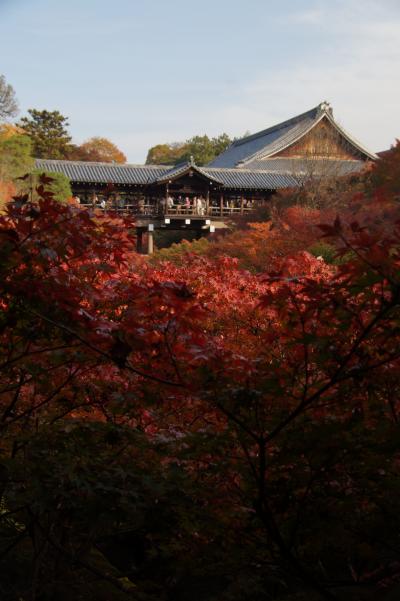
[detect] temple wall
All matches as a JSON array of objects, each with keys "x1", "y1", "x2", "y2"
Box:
[{"x1": 275, "y1": 120, "x2": 361, "y2": 160}]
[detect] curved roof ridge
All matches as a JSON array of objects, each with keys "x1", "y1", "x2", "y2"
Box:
[
  {"x1": 35, "y1": 158, "x2": 173, "y2": 170},
  {"x1": 238, "y1": 112, "x2": 325, "y2": 166},
  {"x1": 233, "y1": 103, "x2": 322, "y2": 148},
  {"x1": 205, "y1": 164, "x2": 297, "y2": 174},
  {"x1": 155, "y1": 161, "x2": 224, "y2": 185},
  {"x1": 323, "y1": 112, "x2": 377, "y2": 160},
  {"x1": 209, "y1": 103, "x2": 326, "y2": 168}
]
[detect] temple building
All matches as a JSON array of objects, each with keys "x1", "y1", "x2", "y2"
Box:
[
  {"x1": 35, "y1": 102, "x2": 377, "y2": 251},
  {"x1": 209, "y1": 101, "x2": 376, "y2": 171}
]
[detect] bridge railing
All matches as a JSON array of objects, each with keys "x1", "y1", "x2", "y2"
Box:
[
  {"x1": 79, "y1": 203, "x2": 256, "y2": 217},
  {"x1": 164, "y1": 206, "x2": 255, "y2": 217},
  {"x1": 80, "y1": 203, "x2": 158, "y2": 216}
]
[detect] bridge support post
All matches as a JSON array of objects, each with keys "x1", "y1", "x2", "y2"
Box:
[
  {"x1": 136, "y1": 230, "x2": 143, "y2": 253},
  {"x1": 147, "y1": 229, "x2": 154, "y2": 255}
]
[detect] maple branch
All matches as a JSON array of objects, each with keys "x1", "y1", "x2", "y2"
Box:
[
  {"x1": 31, "y1": 516, "x2": 138, "y2": 599},
  {"x1": 1, "y1": 366, "x2": 81, "y2": 431},
  {"x1": 1, "y1": 371, "x2": 26, "y2": 423},
  {"x1": 215, "y1": 400, "x2": 260, "y2": 443},
  {"x1": 237, "y1": 436, "x2": 258, "y2": 483},
  {"x1": 338, "y1": 232, "x2": 398, "y2": 287},
  {"x1": 0, "y1": 528, "x2": 28, "y2": 562},
  {"x1": 0, "y1": 343, "x2": 82, "y2": 372},
  {"x1": 265, "y1": 296, "x2": 400, "y2": 444},
  {"x1": 288, "y1": 288, "x2": 310, "y2": 403},
  {"x1": 0, "y1": 359, "x2": 79, "y2": 396},
  {"x1": 17, "y1": 212, "x2": 80, "y2": 248},
  {"x1": 163, "y1": 319, "x2": 185, "y2": 385},
  {"x1": 26, "y1": 309, "x2": 185, "y2": 389},
  {"x1": 255, "y1": 489, "x2": 338, "y2": 601}
]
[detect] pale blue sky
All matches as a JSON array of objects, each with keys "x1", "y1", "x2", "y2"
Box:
[{"x1": 0, "y1": 0, "x2": 399, "y2": 162}]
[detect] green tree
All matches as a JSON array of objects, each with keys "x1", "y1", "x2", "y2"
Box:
[
  {"x1": 31, "y1": 169, "x2": 72, "y2": 202},
  {"x1": 146, "y1": 133, "x2": 232, "y2": 166},
  {"x1": 188, "y1": 133, "x2": 232, "y2": 164},
  {"x1": 0, "y1": 131, "x2": 33, "y2": 182},
  {"x1": 211, "y1": 132, "x2": 232, "y2": 156},
  {"x1": 18, "y1": 109, "x2": 72, "y2": 159},
  {"x1": 146, "y1": 142, "x2": 188, "y2": 165},
  {"x1": 0, "y1": 126, "x2": 33, "y2": 206},
  {"x1": 180, "y1": 135, "x2": 213, "y2": 165}
]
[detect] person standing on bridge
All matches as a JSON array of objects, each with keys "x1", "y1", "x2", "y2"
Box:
[
  {"x1": 167, "y1": 195, "x2": 174, "y2": 212},
  {"x1": 198, "y1": 196, "x2": 206, "y2": 215}
]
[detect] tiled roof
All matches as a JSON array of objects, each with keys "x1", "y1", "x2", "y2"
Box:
[
  {"x1": 242, "y1": 157, "x2": 367, "y2": 176},
  {"x1": 209, "y1": 102, "x2": 377, "y2": 168},
  {"x1": 155, "y1": 161, "x2": 297, "y2": 189},
  {"x1": 155, "y1": 161, "x2": 223, "y2": 185},
  {"x1": 155, "y1": 161, "x2": 193, "y2": 182},
  {"x1": 202, "y1": 167, "x2": 298, "y2": 189},
  {"x1": 34, "y1": 159, "x2": 171, "y2": 185},
  {"x1": 34, "y1": 159, "x2": 298, "y2": 191}
]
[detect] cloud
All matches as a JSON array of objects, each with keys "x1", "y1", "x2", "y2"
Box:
[
  {"x1": 104, "y1": 0, "x2": 400, "y2": 160},
  {"x1": 210, "y1": 0, "x2": 400, "y2": 153},
  {"x1": 286, "y1": 6, "x2": 325, "y2": 25}
]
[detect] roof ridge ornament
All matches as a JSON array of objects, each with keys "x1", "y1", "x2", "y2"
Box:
[
  {"x1": 319, "y1": 100, "x2": 333, "y2": 115},
  {"x1": 189, "y1": 155, "x2": 195, "y2": 165}
]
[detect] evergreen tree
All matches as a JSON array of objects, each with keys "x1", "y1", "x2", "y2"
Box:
[
  {"x1": 18, "y1": 109, "x2": 72, "y2": 159},
  {"x1": 145, "y1": 133, "x2": 232, "y2": 166}
]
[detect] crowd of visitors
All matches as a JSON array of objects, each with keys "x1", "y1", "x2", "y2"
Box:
[
  {"x1": 162, "y1": 195, "x2": 207, "y2": 215},
  {"x1": 73, "y1": 192, "x2": 255, "y2": 215}
]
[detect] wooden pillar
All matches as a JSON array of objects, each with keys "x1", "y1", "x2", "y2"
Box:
[
  {"x1": 206, "y1": 188, "x2": 210, "y2": 215},
  {"x1": 136, "y1": 229, "x2": 143, "y2": 253},
  {"x1": 240, "y1": 194, "x2": 244, "y2": 215},
  {"x1": 165, "y1": 183, "x2": 169, "y2": 215},
  {"x1": 147, "y1": 230, "x2": 154, "y2": 255},
  {"x1": 220, "y1": 193, "x2": 224, "y2": 218}
]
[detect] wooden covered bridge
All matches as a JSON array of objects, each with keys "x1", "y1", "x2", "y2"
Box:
[{"x1": 35, "y1": 102, "x2": 376, "y2": 252}]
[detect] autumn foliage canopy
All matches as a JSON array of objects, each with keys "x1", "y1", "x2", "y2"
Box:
[{"x1": 1, "y1": 154, "x2": 400, "y2": 601}]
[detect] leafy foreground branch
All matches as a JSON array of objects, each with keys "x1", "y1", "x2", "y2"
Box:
[{"x1": 1, "y1": 178, "x2": 400, "y2": 600}]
